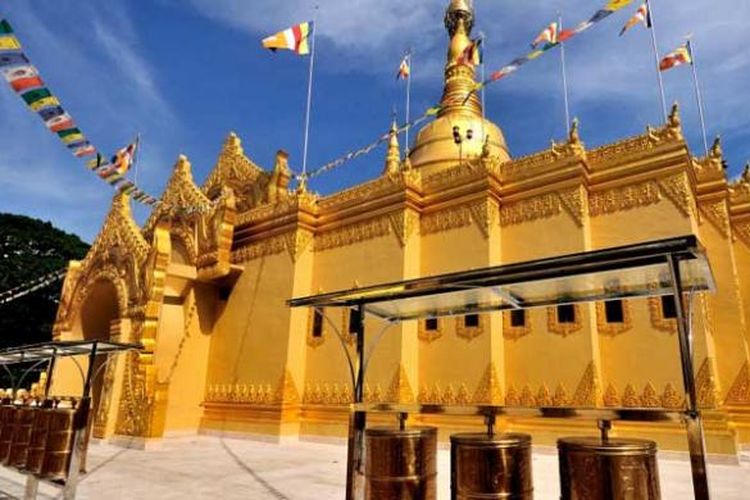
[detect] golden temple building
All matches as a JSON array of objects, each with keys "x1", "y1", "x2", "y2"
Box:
[{"x1": 49, "y1": 0, "x2": 750, "y2": 461}]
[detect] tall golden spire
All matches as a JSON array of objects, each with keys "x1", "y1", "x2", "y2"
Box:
[
  {"x1": 441, "y1": 0, "x2": 481, "y2": 117},
  {"x1": 408, "y1": 1, "x2": 510, "y2": 173}
]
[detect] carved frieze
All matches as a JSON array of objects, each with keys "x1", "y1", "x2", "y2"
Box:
[
  {"x1": 205, "y1": 367, "x2": 299, "y2": 405},
  {"x1": 386, "y1": 364, "x2": 415, "y2": 403},
  {"x1": 699, "y1": 199, "x2": 730, "y2": 238},
  {"x1": 724, "y1": 362, "x2": 750, "y2": 405},
  {"x1": 603, "y1": 382, "x2": 685, "y2": 409},
  {"x1": 422, "y1": 205, "x2": 473, "y2": 235},
  {"x1": 500, "y1": 193, "x2": 560, "y2": 226},
  {"x1": 589, "y1": 181, "x2": 661, "y2": 216},
  {"x1": 472, "y1": 362, "x2": 503, "y2": 404},
  {"x1": 315, "y1": 216, "x2": 392, "y2": 251}
]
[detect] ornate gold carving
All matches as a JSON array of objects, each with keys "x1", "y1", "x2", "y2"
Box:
[
  {"x1": 572, "y1": 362, "x2": 599, "y2": 407},
  {"x1": 468, "y1": 200, "x2": 499, "y2": 238},
  {"x1": 284, "y1": 230, "x2": 314, "y2": 262},
  {"x1": 455, "y1": 313, "x2": 487, "y2": 341},
  {"x1": 364, "y1": 383, "x2": 385, "y2": 403},
  {"x1": 589, "y1": 181, "x2": 661, "y2": 216},
  {"x1": 505, "y1": 385, "x2": 520, "y2": 406},
  {"x1": 315, "y1": 216, "x2": 392, "y2": 251},
  {"x1": 724, "y1": 362, "x2": 750, "y2": 405},
  {"x1": 623, "y1": 384, "x2": 640, "y2": 407},
  {"x1": 274, "y1": 367, "x2": 299, "y2": 403},
  {"x1": 661, "y1": 383, "x2": 684, "y2": 409},
  {"x1": 501, "y1": 193, "x2": 560, "y2": 226},
  {"x1": 418, "y1": 317, "x2": 445, "y2": 343},
  {"x1": 699, "y1": 199, "x2": 730, "y2": 238},
  {"x1": 536, "y1": 384, "x2": 552, "y2": 407},
  {"x1": 692, "y1": 137, "x2": 726, "y2": 185},
  {"x1": 386, "y1": 365, "x2": 414, "y2": 403},
  {"x1": 595, "y1": 300, "x2": 633, "y2": 337},
  {"x1": 552, "y1": 383, "x2": 570, "y2": 407},
  {"x1": 603, "y1": 383, "x2": 620, "y2": 407},
  {"x1": 732, "y1": 221, "x2": 750, "y2": 248},
  {"x1": 547, "y1": 305, "x2": 583, "y2": 337},
  {"x1": 641, "y1": 383, "x2": 660, "y2": 408},
  {"x1": 559, "y1": 187, "x2": 586, "y2": 227},
  {"x1": 519, "y1": 385, "x2": 535, "y2": 407},
  {"x1": 422, "y1": 205, "x2": 473, "y2": 235},
  {"x1": 303, "y1": 382, "x2": 352, "y2": 405},
  {"x1": 658, "y1": 173, "x2": 693, "y2": 218},
  {"x1": 503, "y1": 310, "x2": 531, "y2": 341},
  {"x1": 472, "y1": 362, "x2": 503, "y2": 404},
  {"x1": 695, "y1": 358, "x2": 718, "y2": 408},
  {"x1": 389, "y1": 210, "x2": 420, "y2": 247}
]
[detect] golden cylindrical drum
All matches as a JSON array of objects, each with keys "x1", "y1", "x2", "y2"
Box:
[
  {"x1": 365, "y1": 426, "x2": 438, "y2": 500},
  {"x1": 0, "y1": 405, "x2": 16, "y2": 463},
  {"x1": 9, "y1": 406, "x2": 35, "y2": 469},
  {"x1": 451, "y1": 433, "x2": 533, "y2": 499},
  {"x1": 26, "y1": 406, "x2": 53, "y2": 475},
  {"x1": 42, "y1": 407, "x2": 76, "y2": 480},
  {"x1": 558, "y1": 437, "x2": 661, "y2": 500}
]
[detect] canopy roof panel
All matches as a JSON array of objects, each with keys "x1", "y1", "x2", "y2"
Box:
[
  {"x1": 0, "y1": 340, "x2": 142, "y2": 365},
  {"x1": 288, "y1": 236, "x2": 714, "y2": 322}
]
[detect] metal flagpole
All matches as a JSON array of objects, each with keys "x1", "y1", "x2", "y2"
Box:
[
  {"x1": 646, "y1": 0, "x2": 668, "y2": 122},
  {"x1": 687, "y1": 38, "x2": 710, "y2": 157},
  {"x1": 302, "y1": 7, "x2": 319, "y2": 177},
  {"x1": 558, "y1": 13, "x2": 571, "y2": 136},
  {"x1": 405, "y1": 52, "x2": 412, "y2": 152}
]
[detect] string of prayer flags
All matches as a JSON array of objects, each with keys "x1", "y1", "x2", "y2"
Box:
[
  {"x1": 620, "y1": 3, "x2": 651, "y2": 36},
  {"x1": 0, "y1": 16, "x2": 172, "y2": 210},
  {"x1": 558, "y1": 0, "x2": 634, "y2": 42},
  {"x1": 262, "y1": 21, "x2": 314, "y2": 56}
]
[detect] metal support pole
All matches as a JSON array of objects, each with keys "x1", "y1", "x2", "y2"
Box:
[
  {"x1": 44, "y1": 348, "x2": 57, "y2": 398},
  {"x1": 667, "y1": 255, "x2": 710, "y2": 500},
  {"x1": 23, "y1": 475, "x2": 39, "y2": 500},
  {"x1": 346, "y1": 303, "x2": 366, "y2": 500}
]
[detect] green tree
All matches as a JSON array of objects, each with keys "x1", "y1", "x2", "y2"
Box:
[{"x1": 0, "y1": 213, "x2": 89, "y2": 349}]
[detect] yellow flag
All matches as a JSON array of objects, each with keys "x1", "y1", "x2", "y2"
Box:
[
  {"x1": 607, "y1": 0, "x2": 633, "y2": 11},
  {"x1": 29, "y1": 96, "x2": 60, "y2": 112},
  {"x1": 0, "y1": 35, "x2": 21, "y2": 50}
]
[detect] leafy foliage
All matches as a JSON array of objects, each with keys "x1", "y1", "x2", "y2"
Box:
[{"x1": 0, "y1": 213, "x2": 89, "y2": 349}]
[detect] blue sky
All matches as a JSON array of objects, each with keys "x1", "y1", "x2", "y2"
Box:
[{"x1": 1, "y1": 0, "x2": 748, "y2": 242}]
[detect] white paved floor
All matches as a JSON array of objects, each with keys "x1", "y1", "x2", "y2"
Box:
[{"x1": 0, "y1": 435, "x2": 746, "y2": 499}]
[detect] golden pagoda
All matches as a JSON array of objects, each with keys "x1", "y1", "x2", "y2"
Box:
[{"x1": 49, "y1": 0, "x2": 750, "y2": 461}]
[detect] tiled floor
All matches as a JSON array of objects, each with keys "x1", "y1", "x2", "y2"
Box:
[{"x1": 0, "y1": 435, "x2": 747, "y2": 499}]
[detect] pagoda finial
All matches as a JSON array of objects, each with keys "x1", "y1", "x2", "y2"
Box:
[
  {"x1": 569, "y1": 118, "x2": 580, "y2": 145},
  {"x1": 383, "y1": 120, "x2": 401, "y2": 176},
  {"x1": 439, "y1": 0, "x2": 481, "y2": 118},
  {"x1": 223, "y1": 131, "x2": 244, "y2": 156},
  {"x1": 668, "y1": 102, "x2": 681, "y2": 129},
  {"x1": 710, "y1": 136, "x2": 723, "y2": 159}
]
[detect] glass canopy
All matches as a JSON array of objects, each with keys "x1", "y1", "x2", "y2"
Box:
[
  {"x1": 288, "y1": 236, "x2": 715, "y2": 322},
  {"x1": 0, "y1": 340, "x2": 142, "y2": 366}
]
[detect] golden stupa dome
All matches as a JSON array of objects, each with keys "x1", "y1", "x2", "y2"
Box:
[{"x1": 408, "y1": 0, "x2": 510, "y2": 173}]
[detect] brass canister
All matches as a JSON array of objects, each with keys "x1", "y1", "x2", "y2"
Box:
[
  {"x1": 365, "y1": 426, "x2": 437, "y2": 500},
  {"x1": 558, "y1": 437, "x2": 661, "y2": 500},
  {"x1": 0, "y1": 405, "x2": 16, "y2": 463},
  {"x1": 451, "y1": 433, "x2": 533, "y2": 499},
  {"x1": 42, "y1": 406, "x2": 76, "y2": 480},
  {"x1": 9, "y1": 406, "x2": 35, "y2": 469},
  {"x1": 26, "y1": 404, "x2": 53, "y2": 475}
]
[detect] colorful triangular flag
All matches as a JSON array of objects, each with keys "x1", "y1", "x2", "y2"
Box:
[{"x1": 262, "y1": 22, "x2": 314, "y2": 55}]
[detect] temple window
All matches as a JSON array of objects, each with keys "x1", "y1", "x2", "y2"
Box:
[
  {"x1": 604, "y1": 300, "x2": 625, "y2": 323},
  {"x1": 464, "y1": 314, "x2": 480, "y2": 328},
  {"x1": 419, "y1": 316, "x2": 444, "y2": 343},
  {"x1": 425, "y1": 318, "x2": 439, "y2": 331},
  {"x1": 661, "y1": 296, "x2": 677, "y2": 319},
  {"x1": 348, "y1": 308, "x2": 361, "y2": 334},
  {"x1": 510, "y1": 310, "x2": 526, "y2": 328},
  {"x1": 312, "y1": 308, "x2": 324, "y2": 338},
  {"x1": 557, "y1": 304, "x2": 576, "y2": 324}
]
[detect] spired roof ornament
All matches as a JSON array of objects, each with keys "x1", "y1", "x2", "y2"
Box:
[
  {"x1": 202, "y1": 132, "x2": 264, "y2": 200},
  {"x1": 408, "y1": 0, "x2": 510, "y2": 174}
]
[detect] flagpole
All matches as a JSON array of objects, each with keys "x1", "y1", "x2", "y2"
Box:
[
  {"x1": 645, "y1": 0, "x2": 668, "y2": 122},
  {"x1": 558, "y1": 13, "x2": 571, "y2": 135},
  {"x1": 302, "y1": 7, "x2": 319, "y2": 177},
  {"x1": 687, "y1": 39, "x2": 709, "y2": 157},
  {"x1": 405, "y1": 52, "x2": 412, "y2": 152}
]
